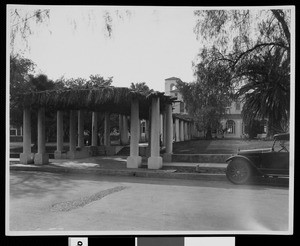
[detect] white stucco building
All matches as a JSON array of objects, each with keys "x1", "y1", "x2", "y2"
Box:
[{"x1": 164, "y1": 77, "x2": 268, "y2": 139}]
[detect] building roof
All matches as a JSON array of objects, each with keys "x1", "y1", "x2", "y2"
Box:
[
  {"x1": 165, "y1": 77, "x2": 181, "y2": 81},
  {"x1": 17, "y1": 87, "x2": 177, "y2": 119}
]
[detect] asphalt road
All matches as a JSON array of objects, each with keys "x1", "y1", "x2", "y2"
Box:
[{"x1": 8, "y1": 170, "x2": 290, "y2": 234}]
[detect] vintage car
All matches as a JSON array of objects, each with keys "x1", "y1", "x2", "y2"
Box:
[{"x1": 225, "y1": 133, "x2": 290, "y2": 184}]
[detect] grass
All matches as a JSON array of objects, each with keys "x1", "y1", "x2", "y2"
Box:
[
  {"x1": 172, "y1": 139, "x2": 282, "y2": 154},
  {"x1": 10, "y1": 139, "x2": 288, "y2": 155}
]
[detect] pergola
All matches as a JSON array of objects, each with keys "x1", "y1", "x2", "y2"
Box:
[{"x1": 18, "y1": 86, "x2": 180, "y2": 169}]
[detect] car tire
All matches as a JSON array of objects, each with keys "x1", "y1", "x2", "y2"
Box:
[{"x1": 226, "y1": 159, "x2": 252, "y2": 184}]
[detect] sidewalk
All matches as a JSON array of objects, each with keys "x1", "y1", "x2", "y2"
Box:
[{"x1": 9, "y1": 156, "x2": 228, "y2": 182}]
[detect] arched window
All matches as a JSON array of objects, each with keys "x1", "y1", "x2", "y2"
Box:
[
  {"x1": 226, "y1": 120, "x2": 235, "y2": 134},
  {"x1": 170, "y1": 83, "x2": 176, "y2": 91}
]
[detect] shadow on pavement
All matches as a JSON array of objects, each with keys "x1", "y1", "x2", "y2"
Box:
[{"x1": 10, "y1": 170, "x2": 288, "y2": 199}]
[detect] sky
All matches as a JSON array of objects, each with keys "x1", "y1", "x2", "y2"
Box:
[{"x1": 9, "y1": 6, "x2": 203, "y2": 92}]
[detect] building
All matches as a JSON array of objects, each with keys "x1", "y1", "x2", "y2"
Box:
[
  {"x1": 164, "y1": 77, "x2": 187, "y2": 115},
  {"x1": 10, "y1": 126, "x2": 23, "y2": 141},
  {"x1": 165, "y1": 77, "x2": 268, "y2": 139}
]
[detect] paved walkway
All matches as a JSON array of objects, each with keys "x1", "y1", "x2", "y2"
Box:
[
  {"x1": 10, "y1": 156, "x2": 227, "y2": 182},
  {"x1": 10, "y1": 156, "x2": 227, "y2": 167}
]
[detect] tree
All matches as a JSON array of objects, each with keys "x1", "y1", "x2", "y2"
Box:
[
  {"x1": 9, "y1": 7, "x2": 131, "y2": 55},
  {"x1": 237, "y1": 46, "x2": 290, "y2": 135},
  {"x1": 193, "y1": 9, "x2": 291, "y2": 134},
  {"x1": 9, "y1": 8, "x2": 51, "y2": 54},
  {"x1": 194, "y1": 9, "x2": 290, "y2": 64},
  {"x1": 87, "y1": 75, "x2": 113, "y2": 88},
  {"x1": 60, "y1": 74, "x2": 113, "y2": 89},
  {"x1": 130, "y1": 82, "x2": 154, "y2": 95},
  {"x1": 177, "y1": 50, "x2": 234, "y2": 139},
  {"x1": 10, "y1": 54, "x2": 36, "y2": 127}
]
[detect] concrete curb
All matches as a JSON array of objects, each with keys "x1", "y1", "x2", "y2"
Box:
[{"x1": 10, "y1": 164, "x2": 289, "y2": 187}]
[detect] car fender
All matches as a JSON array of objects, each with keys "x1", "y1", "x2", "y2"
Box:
[{"x1": 226, "y1": 155, "x2": 262, "y2": 175}]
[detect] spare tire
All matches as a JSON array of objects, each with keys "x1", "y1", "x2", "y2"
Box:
[{"x1": 226, "y1": 159, "x2": 252, "y2": 184}]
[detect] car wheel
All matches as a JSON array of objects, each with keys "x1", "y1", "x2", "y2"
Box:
[{"x1": 226, "y1": 159, "x2": 252, "y2": 184}]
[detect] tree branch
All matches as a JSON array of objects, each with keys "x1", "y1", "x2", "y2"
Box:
[
  {"x1": 271, "y1": 10, "x2": 290, "y2": 47},
  {"x1": 232, "y1": 42, "x2": 288, "y2": 68}
]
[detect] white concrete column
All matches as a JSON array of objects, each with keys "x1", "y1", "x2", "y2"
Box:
[
  {"x1": 148, "y1": 97, "x2": 163, "y2": 169},
  {"x1": 180, "y1": 120, "x2": 184, "y2": 141},
  {"x1": 127, "y1": 98, "x2": 142, "y2": 168},
  {"x1": 91, "y1": 111, "x2": 98, "y2": 146},
  {"x1": 163, "y1": 111, "x2": 167, "y2": 146},
  {"x1": 77, "y1": 110, "x2": 84, "y2": 148},
  {"x1": 121, "y1": 115, "x2": 129, "y2": 145},
  {"x1": 34, "y1": 107, "x2": 49, "y2": 164},
  {"x1": 69, "y1": 110, "x2": 77, "y2": 153},
  {"x1": 54, "y1": 110, "x2": 64, "y2": 159},
  {"x1": 104, "y1": 112, "x2": 110, "y2": 146},
  {"x1": 163, "y1": 104, "x2": 173, "y2": 162},
  {"x1": 20, "y1": 108, "x2": 34, "y2": 164},
  {"x1": 175, "y1": 118, "x2": 180, "y2": 142}
]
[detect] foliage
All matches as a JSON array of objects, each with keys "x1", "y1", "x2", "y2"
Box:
[
  {"x1": 9, "y1": 8, "x2": 50, "y2": 54},
  {"x1": 8, "y1": 7, "x2": 132, "y2": 55},
  {"x1": 130, "y1": 82, "x2": 154, "y2": 95},
  {"x1": 237, "y1": 46, "x2": 290, "y2": 134},
  {"x1": 244, "y1": 120, "x2": 263, "y2": 139},
  {"x1": 177, "y1": 51, "x2": 234, "y2": 139},
  {"x1": 193, "y1": 9, "x2": 291, "y2": 134},
  {"x1": 61, "y1": 75, "x2": 113, "y2": 89},
  {"x1": 194, "y1": 9, "x2": 290, "y2": 59},
  {"x1": 10, "y1": 54, "x2": 36, "y2": 127}
]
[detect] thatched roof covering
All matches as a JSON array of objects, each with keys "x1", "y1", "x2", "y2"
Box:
[{"x1": 19, "y1": 86, "x2": 176, "y2": 119}]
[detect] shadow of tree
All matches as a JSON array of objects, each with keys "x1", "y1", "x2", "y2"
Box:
[{"x1": 10, "y1": 171, "x2": 78, "y2": 199}]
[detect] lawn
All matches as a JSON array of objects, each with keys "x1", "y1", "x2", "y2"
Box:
[
  {"x1": 172, "y1": 139, "x2": 284, "y2": 154},
  {"x1": 10, "y1": 139, "x2": 288, "y2": 155}
]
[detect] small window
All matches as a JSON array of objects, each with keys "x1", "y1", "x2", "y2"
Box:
[{"x1": 236, "y1": 102, "x2": 241, "y2": 111}]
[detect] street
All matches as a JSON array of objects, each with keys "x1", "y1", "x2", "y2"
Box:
[{"x1": 8, "y1": 170, "x2": 290, "y2": 233}]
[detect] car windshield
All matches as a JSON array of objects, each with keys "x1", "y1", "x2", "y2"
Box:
[{"x1": 272, "y1": 133, "x2": 290, "y2": 152}]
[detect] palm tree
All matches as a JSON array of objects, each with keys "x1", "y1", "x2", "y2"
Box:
[
  {"x1": 130, "y1": 82, "x2": 153, "y2": 95},
  {"x1": 237, "y1": 46, "x2": 290, "y2": 136}
]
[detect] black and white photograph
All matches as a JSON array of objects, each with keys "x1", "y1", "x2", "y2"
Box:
[{"x1": 6, "y1": 5, "x2": 295, "y2": 236}]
